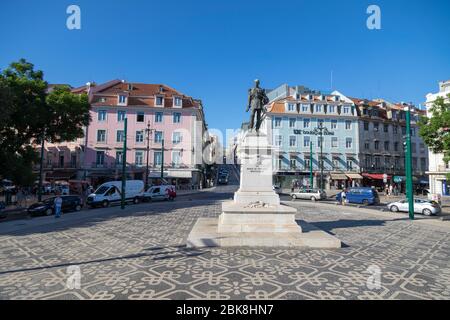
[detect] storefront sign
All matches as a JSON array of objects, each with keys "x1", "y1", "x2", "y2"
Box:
[{"x1": 293, "y1": 128, "x2": 335, "y2": 136}]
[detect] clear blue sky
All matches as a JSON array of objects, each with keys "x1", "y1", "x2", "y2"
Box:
[{"x1": 1, "y1": 0, "x2": 449, "y2": 135}]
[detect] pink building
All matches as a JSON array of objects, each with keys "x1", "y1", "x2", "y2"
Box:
[
  {"x1": 82, "y1": 80, "x2": 208, "y2": 187},
  {"x1": 37, "y1": 80, "x2": 210, "y2": 189}
]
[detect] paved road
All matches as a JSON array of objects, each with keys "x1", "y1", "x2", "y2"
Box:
[{"x1": 1, "y1": 171, "x2": 450, "y2": 300}]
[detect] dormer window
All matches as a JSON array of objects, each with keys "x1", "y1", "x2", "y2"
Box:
[
  {"x1": 328, "y1": 105, "x2": 336, "y2": 113},
  {"x1": 174, "y1": 97, "x2": 182, "y2": 108},
  {"x1": 287, "y1": 103, "x2": 295, "y2": 112},
  {"x1": 155, "y1": 96, "x2": 164, "y2": 106},
  {"x1": 99, "y1": 97, "x2": 106, "y2": 103},
  {"x1": 315, "y1": 104, "x2": 322, "y2": 113},
  {"x1": 118, "y1": 95, "x2": 127, "y2": 105}
]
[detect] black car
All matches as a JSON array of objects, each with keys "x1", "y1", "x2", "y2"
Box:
[{"x1": 27, "y1": 196, "x2": 83, "y2": 216}]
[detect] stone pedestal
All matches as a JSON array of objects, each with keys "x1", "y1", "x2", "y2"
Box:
[{"x1": 187, "y1": 131, "x2": 341, "y2": 248}]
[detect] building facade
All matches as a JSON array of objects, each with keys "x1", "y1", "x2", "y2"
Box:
[
  {"x1": 266, "y1": 87, "x2": 362, "y2": 190},
  {"x1": 425, "y1": 80, "x2": 450, "y2": 195},
  {"x1": 36, "y1": 80, "x2": 210, "y2": 189}
]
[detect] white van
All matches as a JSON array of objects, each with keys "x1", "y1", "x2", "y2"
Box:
[
  {"x1": 86, "y1": 180, "x2": 144, "y2": 208},
  {"x1": 140, "y1": 185, "x2": 176, "y2": 202}
]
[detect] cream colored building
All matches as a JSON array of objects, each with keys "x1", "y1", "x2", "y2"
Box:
[{"x1": 425, "y1": 80, "x2": 450, "y2": 195}]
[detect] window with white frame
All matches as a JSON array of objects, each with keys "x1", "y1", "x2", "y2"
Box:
[
  {"x1": 331, "y1": 120, "x2": 337, "y2": 129},
  {"x1": 289, "y1": 118, "x2": 296, "y2": 128},
  {"x1": 172, "y1": 132, "x2": 181, "y2": 144},
  {"x1": 303, "y1": 136, "x2": 310, "y2": 147},
  {"x1": 275, "y1": 135, "x2": 282, "y2": 146},
  {"x1": 156, "y1": 96, "x2": 164, "y2": 106},
  {"x1": 346, "y1": 137, "x2": 353, "y2": 148},
  {"x1": 154, "y1": 151, "x2": 162, "y2": 166},
  {"x1": 135, "y1": 151, "x2": 143, "y2": 166},
  {"x1": 345, "y1": 120, "x2": 352, "y2": 130},
  {"x1": 331, "y1": 137, "x2": 338, "y2": 148},
  {"x1": 290, "y1": 156, "x2": 297, "y2": 169},
  {"x1": 332, "y1": 158, "x2": 339, "y2": 170},
  {"x1": 315, "y1": 104, "x2": 322, "y2": 113},
  {"x1": 96, "y1": 151, "x2": 105, "y2": 165},
  {"x1": 116, "y1": 130, "x2": 124, "y2": 142},
  {"x1": 287, "y1": 103, "x2": 295, "y2": 112},
  {"x1": 303, "y1": 119, "x2": 310, "y2": 128},
  {"x1": 172, "y1": 151, "x2": 181, "y2": 166},
  {"x1": 304, "y1": 158, "x2": 311, "y2": 170},
  {"x1": 343, "y1": 106, "x2": 350, "y2": 114},
  {"x1": 328, "y1": 105, "x2": 336, "y2": 113},
  {"x1": 136, "y1": 130, "x2": 144, "y2": 143},
  {"x1": 174, "y1": 97, "x2": 182, "y2": 107},
  {"x1": 97, "y1": 130, "x2": 106, "y2": 142},
  {"x1": 301, "y1": 104, "x2": 309, "y2": 112},
  {"x1": 289, "y1": 136, "x2": 296, "y2": 147},
  {"x1": 118, "y1": 95, "x2": 127, "y2": 104},
  {"x1": 155, "y1": 131, "x2": 163, "y2": 143},
  {"x1": 173, "y1": 112, "x2": 181, "y2": 123},
  {"x1": 117, "y1": 110, "x2": 126, "y2": 122},
  {"x1": 274, "y1": 118, "x2": 282, "y2": 128},
  {"x1": 346, "y1": 158, "x2": 353, "y2": 170},
  {"x1": 155, "y1": 112, "x2": 163, "y2": 123},
  {"x1": 98, "y1": 110, "x2": 107, "y2": 121}
]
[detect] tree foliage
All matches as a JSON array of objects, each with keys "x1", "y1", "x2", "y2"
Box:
[
  {"x1": 419, "y1": 94, "x2": 450, "y2": 163},
  {"x1": 0, "y1": 59, "x2": 91, "y2": 186}
]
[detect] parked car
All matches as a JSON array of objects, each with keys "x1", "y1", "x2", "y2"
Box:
[
  {"x1": 336, "y1": 187, "x2": 380, "y2": 205},
  {"x1": 218, "y1": 174, "x2": 229, "y2": 185},
  {"x1": 387, "y1": 198, "x2": 441, "y2": 216},
  {"x1": 140, "y1": 185, "x2": 176, "y2": 202},
  {"x1": 27, "y1": 195, "x2": 83, "y2": 216},
  {"x1": 86, "y1": 180, "x2": 144, "y2": 208},
  {"x1": 291, "y1": 188, "x2": 327, "y2": 201}
]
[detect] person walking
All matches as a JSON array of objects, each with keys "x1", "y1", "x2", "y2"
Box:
[
  {"x1": 340, "y1": 189, "x2": 347, "y2": 206},
  {"x1": 389, "y1": 184, "x2": 393, "y2": 197},
  {"x1": 16, "y1": 188, "x2": 25, "y2": 208},
  {"x1": 54, "y1": 192, "x2": 63, "y2": 219}
]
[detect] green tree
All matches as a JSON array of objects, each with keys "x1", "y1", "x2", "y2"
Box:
[
  {"x1": 419, "y1": 94, "x2": 450, "y2": 166},
  {"x1": 0, "y1": 59, "x2": 91, "y2": 186}
]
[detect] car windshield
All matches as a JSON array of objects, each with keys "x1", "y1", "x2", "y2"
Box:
[
  {"x1": 95, "y1": 186, "x2": 109, "y2": 194},
  {"x1": 43, "y1": 198, "x2": 55, "y2": 204}
]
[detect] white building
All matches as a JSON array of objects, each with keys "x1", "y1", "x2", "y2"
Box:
[{"x1": 425, "y1": 80, "x2": 450, "y2": 196}]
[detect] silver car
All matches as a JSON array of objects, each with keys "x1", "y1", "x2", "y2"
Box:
[
  {"x1": 291, "y1": 188, "x2": 327, "y2": 201},
  {"x1": 387, "y1": 198, "x2": 441, "y2": 216}
]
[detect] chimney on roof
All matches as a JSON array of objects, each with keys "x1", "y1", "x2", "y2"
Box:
[
  {"x1": 128, "y1": 83, "x2": 133, "y2": 91},
  {"x1": 159, "y1": 85, "x2": 164, "y2": 93}
]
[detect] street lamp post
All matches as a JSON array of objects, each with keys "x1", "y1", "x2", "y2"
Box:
[
  {"x1": 37, "y1": 132, "x2": 45, "y2": 202},
  {"x1": 404, "y1": 106, "x2": 414, "y2": 220},
  {"x1": 314, "y1": 123, "x2": 325, "y2": 190},
  {"x1": 145, "y1": 121, "x2": 153, "y2": 190},
  {"x1": 161, "y1": 139, "x2": 165, "y2": 180},
  {"x1": 121, "y1": 118, "x2": 128, "y2": 210}
]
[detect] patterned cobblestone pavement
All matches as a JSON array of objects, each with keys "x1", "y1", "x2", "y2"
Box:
[{"x1": 1, "y1": 198, "x2": 450, "y2": 300}]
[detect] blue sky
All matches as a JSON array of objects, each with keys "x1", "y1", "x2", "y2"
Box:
[{"x1": 1, "y1": 0, "x2": 449, "y2": 135}]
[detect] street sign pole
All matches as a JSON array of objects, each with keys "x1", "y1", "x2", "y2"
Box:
[
  {"x1": 404, "y1": 106, "x2": 414, "y2": 220},
  {"x1": 161, "y1": 138, "x2": 164, "y2": 179},
  {"x1": 310, "y1": 141, "x2": 313, "y2": 188},
  {"x1": 121, "y1": 118, "x2": 128, "y2": 210}
]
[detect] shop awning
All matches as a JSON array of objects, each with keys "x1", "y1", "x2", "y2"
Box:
[
  {"x1": 346, "y1": 173, "x2": 363, "y2": 179},
  {"x1": 362, "y1": 173, "x2": 391, "y2": 180},
  {"x1": 330, "y1": 173, "x2": 348, "y2": 180}
]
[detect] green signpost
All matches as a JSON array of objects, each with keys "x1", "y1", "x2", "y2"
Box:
[
  {"x1": 404, "y1": 106, "x2": 414, "y2": 220},
  {"x1": 121, "y1": 118, "x2": 128, "y2": 210},
  {"x1": 310, "y1": 141, "x2": 313, "y2": 188}
]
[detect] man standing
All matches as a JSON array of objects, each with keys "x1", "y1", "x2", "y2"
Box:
[
  {"x1": 54, "y1": 192, "x2": 63, "y2": 218},
  {"x1": 340, "y1": 189, "x2": 347, "y2": 206}
]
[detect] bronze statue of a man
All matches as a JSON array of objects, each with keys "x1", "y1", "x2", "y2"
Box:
[{"x1": 246, "y1": 79, "x2": 269, "y2": 133}]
